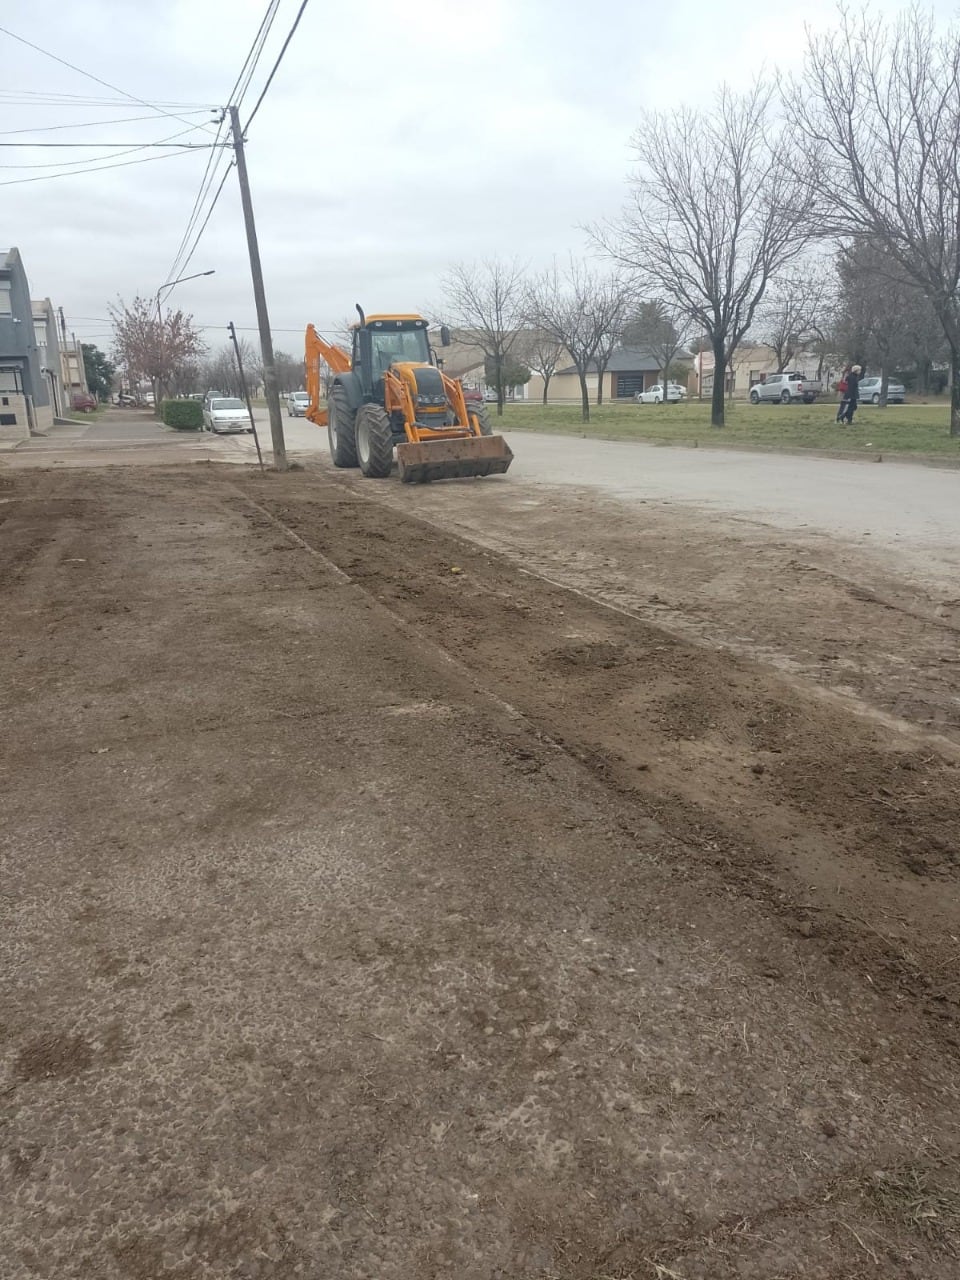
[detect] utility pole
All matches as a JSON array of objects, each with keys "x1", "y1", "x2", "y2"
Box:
[
  {"x1": 228, "y1": 321, "x2": 264, "y2": 472},
  {"x1": 228, "y1": 105, "x2": 287, "y2": 470}
]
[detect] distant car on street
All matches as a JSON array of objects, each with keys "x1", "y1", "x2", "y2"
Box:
[
  {"x1": 203, "y1": 396, "x2": 252, "y2": 434},
  {"x1": 286, "y1": 391, "x2": 310, "y2": 417},
  {"x1": 71, "y1": 393, "x2": 97, "y2": 413},
  {"x1": 749, "y1": 372, "x2": 822, "y2": 404},
  {"x1": 636, "y1": 382, "x2": 686, "y2": 404},
  {"x1": 858, "y1": 376, "x2": 905, "y2": 404}
]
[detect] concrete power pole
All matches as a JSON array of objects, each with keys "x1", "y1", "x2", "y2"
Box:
[{"x1": 228, "y1": 105, "x2": 287, "y2": 470}]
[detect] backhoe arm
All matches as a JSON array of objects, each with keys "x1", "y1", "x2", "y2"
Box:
[{"x1": 305, "y1": 323, "x2": 351, "y2": 426}]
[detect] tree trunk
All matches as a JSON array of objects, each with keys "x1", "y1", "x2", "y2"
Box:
[
  {"x1": 711, "y1": 342, "x2": 726, "y2": 427},
  {"x1": 879, "y1": 365, "x2": 889, "y2": 409},
  {"x1": 578, "y1": 371, "x2": 590, "y2": 424},
  {"x1": 658, "y1": 366, "x2": 666, "y2": 406},
  {"x1": 542, "y1": 373, "x2": 551, "y2": 406},
  {"x1": 596, "y1": 366, "x2": 605, "y2": 406},
  {"x1": 951, "y1": 344, "x2": 960, "y2": 437}
]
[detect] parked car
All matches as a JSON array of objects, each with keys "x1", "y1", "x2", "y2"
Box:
[
  {"x1": 71, "y1": 393, "x2": 97, "y2": 413},
  {"x1": 857, "y1": 376, "x2": 905, "y2": 404},
  {"x1": 749, "y1": 372, "x2": 822, "y2": 404},
  {"x1": 636, "y1": 383, "x2": 686, "y2": 404},
  {"x1": 286, "y1": 391, "x2": 310, "y2": 417},
  {"x1": 462, "y1": 386, "x2": 483, "y2": 404},
  {"x1": 203, "y1": 396, "x2": 252, "y2": 434}
]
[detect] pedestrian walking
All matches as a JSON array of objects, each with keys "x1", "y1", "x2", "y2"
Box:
[
  {"x1": 836, "y1": 366, "x2": 851, "y2": 424},
  {"x1": 841, "y1": 365, "x2": 862, "y2": 425}
]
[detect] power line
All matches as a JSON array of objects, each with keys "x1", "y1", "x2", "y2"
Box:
[
  {"x1": 0, "y1": 23, "x2": 220, "y2": 135},
  {"x1": 0, "y1": 89, "x2": 212, "y2": 108},
  {"x1": 228, "y1": 0, "x2": 282, "y2": 109},
  {"x1": 0, "y1": 125, "x2": 212, "y2": 170},
  {"x1": 159, "y1": 0, "x2": 281, "y2": 287},
  {"x1": 172, "y1": 162, "x2": 235, "y2": 281},
  {"x1": 0, "y1": 109, "x2": 213, "y2": 137},
  {"x1": 162, "y1": 116, "x2": 229, "y2": 285},
  {"x1": 0, "y1": 147, "x2": 207, "y2": 188},
  {"x1": 243, "y1": 0, "x2": 312, "y2": 131}
]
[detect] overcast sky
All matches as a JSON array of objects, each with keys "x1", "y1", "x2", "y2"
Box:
[{"x1": 2, "y1": 0, "x2": 951, "y2": 356}]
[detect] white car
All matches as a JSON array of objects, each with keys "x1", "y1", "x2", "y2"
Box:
[
  {"x1": 287, "y1": 391, "x2": 310, "y2": 417},
  {"x1": 636, "y1": 382, "x2": 686, "y2": 404},
  {"x1": 203, "y1": 396, "x2": 252, "y2": 434}
]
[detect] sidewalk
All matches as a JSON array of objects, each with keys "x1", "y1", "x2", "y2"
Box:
[
  {"x1": 2, "y1": 463, "x2": 958, "y2": 1280},
  {"x1": 0, "y1": 412, "x2": 247, "y2": 466}
]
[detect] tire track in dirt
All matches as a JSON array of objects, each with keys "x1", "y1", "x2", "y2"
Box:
[{"x1": 232, "y1": 469, "x2": 960, "y2": 1046}]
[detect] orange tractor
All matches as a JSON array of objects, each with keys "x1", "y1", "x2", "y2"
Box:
[{"x1": 305, "y1": 307, "x2": 513, "y2": 484}]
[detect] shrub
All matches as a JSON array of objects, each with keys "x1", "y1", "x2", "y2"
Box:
[{"x1": 161, "y1": 398, "x2": 203, "y2": 430}]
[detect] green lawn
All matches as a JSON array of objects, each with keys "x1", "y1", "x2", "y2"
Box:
[{"x1": 494, "y1": 398, "x2": 960, "y2": 457}]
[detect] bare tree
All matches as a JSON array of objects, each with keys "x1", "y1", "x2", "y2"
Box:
[
  {"x1": 832, "y1": 240, "x2": 945, "y2": 405},
  {"x1": 591, "y1": 276, "x2": 635, "y2": 405},
  {"x1": 760, "y1": 268, "x2": 835, "y2": 372},
  {"x1": 442, "y1": 258, "x2": 527, "y2": 416},
  {"x1": 526, "y1": 259, "x2": 628, "y2": 424},
  {"x1": 109, "y1": 295, "x2": 206, "y2": 411},
  {"x1": 788, "y1": 6, "x2": 960, "y2": 434},
  {"x1": 518, "y1": 328, "x2": 566, "y2": 405},
  {"x1": 598, "y1": 83, "x2": 815, "y2": 426},
  {"x1": 623, "y1": 299, "x2": 693, "y2": 404},
  {"x1": 199, "y1": 340, "x2": 259, "y2": 398}
]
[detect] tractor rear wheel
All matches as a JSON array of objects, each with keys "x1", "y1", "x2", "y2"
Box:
[
  {"x1": 328, "y1": 384, "x2": 358, "y2": 468},
  {"x1": 471, "y1": 403, "x2": 494, "y2": 436},
  {"x1": 355, "y1": 404, "x2": 394, "y2": 478}
]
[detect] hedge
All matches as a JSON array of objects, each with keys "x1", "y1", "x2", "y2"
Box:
[{"x1": 161, "y1": 398, "x2": 204, "y2": 430}]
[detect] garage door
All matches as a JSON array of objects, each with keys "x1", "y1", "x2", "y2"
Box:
[{"x1": 615, "y1": 373, "x2": 647, "y2": 399}]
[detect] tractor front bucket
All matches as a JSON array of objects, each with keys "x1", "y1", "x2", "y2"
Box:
[{"x1": 396, "y1": 434, "x2": 514, "y2": 484}]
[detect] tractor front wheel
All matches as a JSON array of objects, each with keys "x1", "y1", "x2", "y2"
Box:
[
  {"x1": 471, "y1": 403, "x2": 494, "y2": 436},
  {"x1": 356, "y1": 404, "x2": 394, "y2": 478}
]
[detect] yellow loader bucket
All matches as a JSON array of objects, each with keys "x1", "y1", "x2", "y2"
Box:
[{"x1": 396, "y1": 435, "x2": 514, "y2": 484}]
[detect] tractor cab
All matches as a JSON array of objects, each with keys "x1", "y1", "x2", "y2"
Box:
[{"x1": 353, "y1": 315, "x2": 432, "y2": 395}]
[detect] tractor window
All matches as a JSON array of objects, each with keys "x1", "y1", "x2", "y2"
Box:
[{"x1": 370, "y1": 327, "x2": 430, "y2": 375}]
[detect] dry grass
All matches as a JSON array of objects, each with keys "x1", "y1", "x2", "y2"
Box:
[{"x1": 864, "y1": 1160, "x2": 960, "y2": 1246}]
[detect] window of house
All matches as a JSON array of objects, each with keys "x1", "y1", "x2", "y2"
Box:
[
  {"x1": 0, "y1": 367, "x2": 23, "y2": 392},
  {"x1": 0, "y1": 279, "x2": 12, "y2": 316}
]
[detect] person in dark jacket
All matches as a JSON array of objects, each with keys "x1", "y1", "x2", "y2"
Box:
[
  {"x1": 836, "y1": 365, "x2": 851, "y2": 423},
  {"x1": 841, "y1": 364, "x2": 861, "y2": 425}
]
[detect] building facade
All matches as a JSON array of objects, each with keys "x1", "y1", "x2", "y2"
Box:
[
  {"x1": 0, "y1": 247, "x2": 54, "y2": 437},
  {"x1": 31, "y1": 298, "x2": 64, "y2": 419}
]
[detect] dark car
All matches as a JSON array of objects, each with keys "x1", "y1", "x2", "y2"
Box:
[{"x1": 71, "y1": 393, "x2": 97, "y2": 413}]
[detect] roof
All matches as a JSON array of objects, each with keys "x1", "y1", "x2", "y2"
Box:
[{"x1": 556, "y1": 346, "x2": 693, "y2": 376}]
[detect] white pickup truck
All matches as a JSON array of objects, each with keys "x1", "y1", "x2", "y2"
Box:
[{"x1": 749, "y1": 372, "x2": 822, "y2": 404}]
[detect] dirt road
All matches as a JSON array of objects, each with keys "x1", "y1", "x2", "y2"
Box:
[{"x1": 2, "y1": 461, "x2": 959, "y2": 1279}]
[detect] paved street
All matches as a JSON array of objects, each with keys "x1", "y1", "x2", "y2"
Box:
[
  {"x1": 242, "y1": 417, "x2": 960, "y2": 591},
  {"x1": 2, "y1": 411, "x2": 242, "y2": 468}
]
